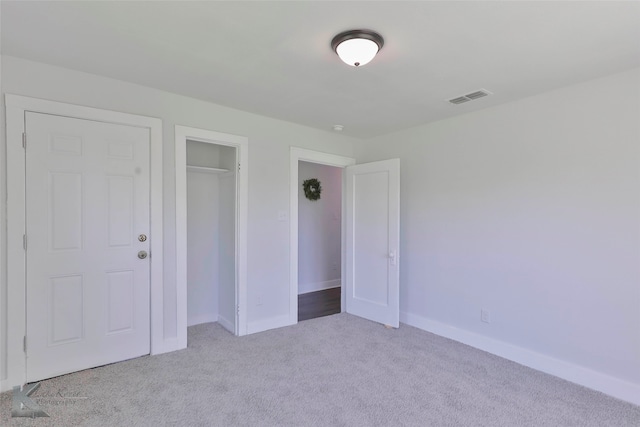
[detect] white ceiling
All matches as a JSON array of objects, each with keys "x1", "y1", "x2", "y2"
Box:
[{"x1": 2, "y1": 1, "x2": 639, "y2": 138}]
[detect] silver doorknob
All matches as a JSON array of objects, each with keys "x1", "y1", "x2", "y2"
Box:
[
  {"x1": 138, "y1": 234, "x2": 147, "y2": 242},
  {"x1": 138, "y1": 251, "x2": 148, "y2": 259}
]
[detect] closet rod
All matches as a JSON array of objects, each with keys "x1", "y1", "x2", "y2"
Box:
[{"x1": 186, "y1": 165, "x2": 230, "y2": 174}]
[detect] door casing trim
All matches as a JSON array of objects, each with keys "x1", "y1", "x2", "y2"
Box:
[{"x1": 2, "y1": 94, "x2": 164, "y2": 391}]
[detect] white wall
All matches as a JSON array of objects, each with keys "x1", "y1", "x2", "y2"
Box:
[
  {"x1": 0, "y1": 56, "x2": 360, "y2": 384},
  {"x1": 186, "y1": 141, "x2": 222, "y2": 327},
  {"x1": 186, "y1": 170, "x2": 220, "y2": 326},
  {"x1": 356, "y1": 68, "x2": 640, "y2": 404},
  {"x1": 298, "y1": 161, "x2": 342, "y2": 294},
  {"x1": 0, "y1": 11, "x2": 5, "y2": 384},
  {"x1": 218, "y1": 170, "x2": 237, "y2": 331},
  {"x1": 186, "y1": 140, "x2": 221, "y2": 168}
]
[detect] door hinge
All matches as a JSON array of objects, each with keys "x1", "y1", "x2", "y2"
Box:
[
  {"x1": 23, "y1": 336, "x2": 27, "y2": 353},
  {"x1": 23, "y1": 234, "x2": 27, "y2": 250},
  {"x1": 22, "y1": 133, "x2": 27, "y2": 149},
  {"x1": 238, "y1": 163, "x2": 241, "y2": 172},
  {"x1": 237, "y1": 305, "x2": 240, "y2": 314}
]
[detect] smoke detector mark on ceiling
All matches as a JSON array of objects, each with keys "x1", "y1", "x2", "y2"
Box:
[{"x1": 448, "y1": 89, "x2": 493, "y2": 105}]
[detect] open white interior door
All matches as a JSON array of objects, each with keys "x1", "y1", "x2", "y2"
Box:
[{"x1": 345, "y1": 159, "x2": 400, "y2": 327}]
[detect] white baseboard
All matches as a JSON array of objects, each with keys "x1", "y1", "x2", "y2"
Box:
[
  {"x1": 187, "y1": 313, "x2": 218, "y2": 327},
  {"x1": 247, "y1": 314, "x2": 293, "y2": 335},
  {"x1": 217, "y1": 314, "x2": 234, "y2": 333},
  {"x1": 298, "y1": 279, "x2": 341, "y2": 295},
  {"x1": 401, "y1": 311, "x2": 640, "y2": 406}
]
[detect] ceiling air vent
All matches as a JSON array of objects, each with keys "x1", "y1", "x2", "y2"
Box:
[
  {"x1": 448, "y1": 89, "x2": 492, "y2": 105},
  {"x1": 449, "y1": 96, "x2": 470, "y2": 105}
]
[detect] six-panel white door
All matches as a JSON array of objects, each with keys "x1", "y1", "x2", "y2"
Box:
[
  {"x1": 345, "y1": 159, "x2": 400, "y2": 327},
  {"x1": 25, "y1": 112, "x2": 151, "y2": 382}
]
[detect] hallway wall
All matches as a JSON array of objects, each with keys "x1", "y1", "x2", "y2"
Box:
[{"x1": 298, "y1": 161, "x2": 342, "y2": 294}]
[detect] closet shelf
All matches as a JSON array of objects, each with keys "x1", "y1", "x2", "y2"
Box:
[{"x1": 186, "y1": 165, "x2": 230, "y2": 174}]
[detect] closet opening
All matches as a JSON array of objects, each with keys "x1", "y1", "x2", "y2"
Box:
[
  {"x1": 297, "y1": 161, "x2": 343, "y2": 321},
  {"x1": 186, "y1": 140, "x2": 237, "y2": 333}
]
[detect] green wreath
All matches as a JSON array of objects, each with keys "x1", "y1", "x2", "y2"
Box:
[{"x1": 302, "y1": 178, "x2": 322, "y2": 201}]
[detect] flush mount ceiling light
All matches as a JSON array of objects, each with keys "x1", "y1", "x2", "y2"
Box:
[{"x1": 331, "y1": 29, "x2": 384, "y2": 67}]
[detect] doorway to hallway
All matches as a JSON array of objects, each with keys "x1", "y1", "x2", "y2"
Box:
[
  {"x1": 297, "y1": 161, "x2": 343, "y2": 321},
  {"x1": 289, "y1": 147, "x2": 400, "y2": 329},
  {"x1": 298, "y1": 288, "x2": 341, "y2": 321}
]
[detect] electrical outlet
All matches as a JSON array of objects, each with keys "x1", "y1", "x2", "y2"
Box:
[{"x1": 481, "y1": 309, "x2": 491, "y2": 323}]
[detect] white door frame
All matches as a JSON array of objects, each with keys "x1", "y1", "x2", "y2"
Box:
[
  {"x1": 3, "y1": 94, "x2": 164, "y2": 392},
  {"x1": 175, "y1": 125, "x2": 249, "y2": 336},
  {"x1": 289, "y1": 147, "x2": 355, "y2": 324}
]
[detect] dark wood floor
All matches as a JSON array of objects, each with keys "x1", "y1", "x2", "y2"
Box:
[{"x1": 298, "y1": 287, "x2": 341, "y2": 321}]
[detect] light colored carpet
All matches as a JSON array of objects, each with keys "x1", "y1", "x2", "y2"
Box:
[{"x1": 1, "y1": 313, "x2": 639, "y2": 426}]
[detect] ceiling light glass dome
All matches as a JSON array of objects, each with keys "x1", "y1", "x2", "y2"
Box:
[{"x1": 331, "y1": 30, "x2": 384, "y2": 67}]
